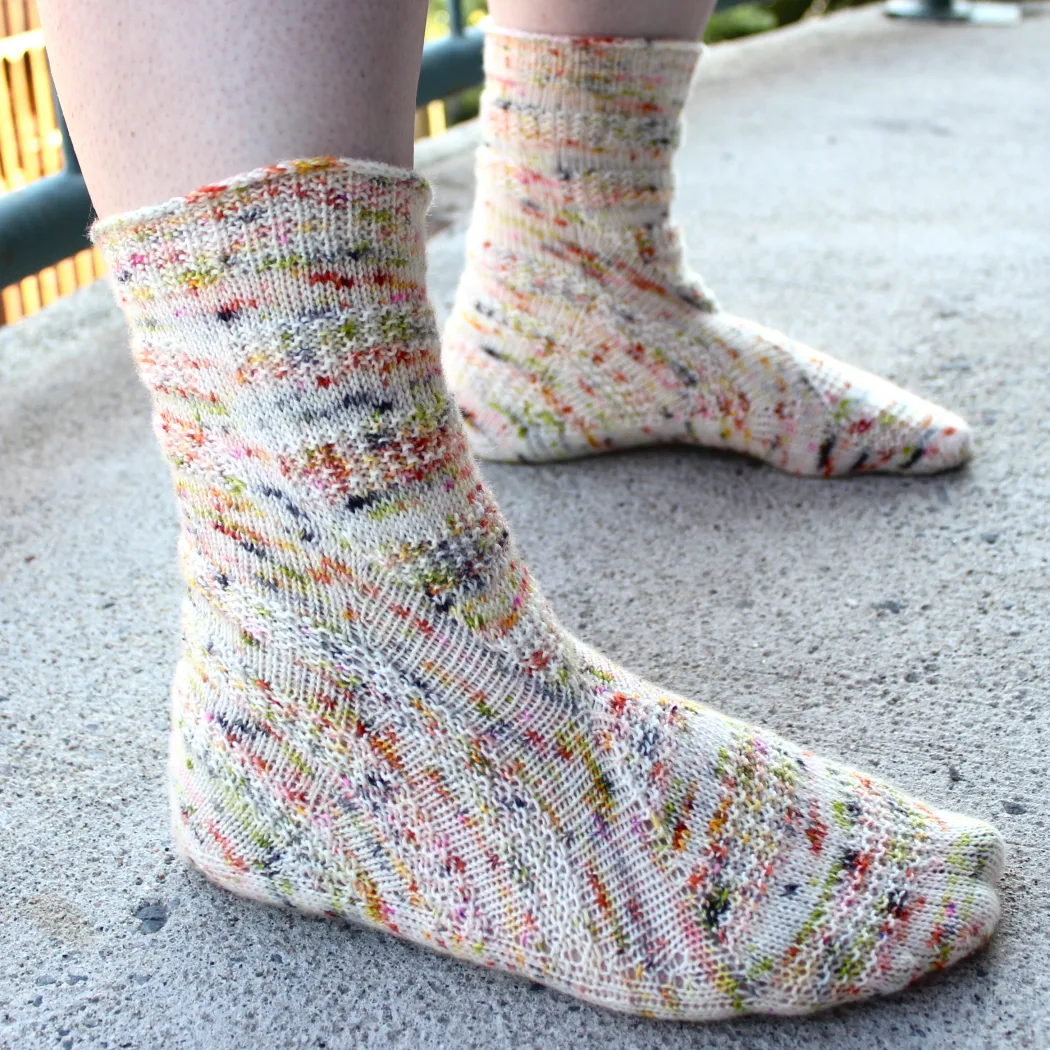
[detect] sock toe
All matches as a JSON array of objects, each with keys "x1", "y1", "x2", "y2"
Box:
[
  {"x1": 807, "y1": 355, "x2": 974, "y2": 478},
  {"x1": 713, "y1": 316, "x2": 974, "y2": 477},
  {"x1": 897, "y1": 810, "x2": 1004, "y2": 990},
  {"x1": 902, "y1": 406, "x2": 973, "y2": 475}
]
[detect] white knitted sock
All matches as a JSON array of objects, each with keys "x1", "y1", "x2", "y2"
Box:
[
  {"x1": 95, "y1": 158, "x2": 1002, "y2": 1020},
  {"x1": 444, "y1": 29, "x2": 973, "y2": 476}
]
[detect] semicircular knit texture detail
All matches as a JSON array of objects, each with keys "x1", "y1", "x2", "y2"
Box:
[
  {"x1": 95, "y1": 158, "x2": 1002, "y2": 1020},
  {"x1": 443, "y1": 29, "x2": 973, "y2": 476}
]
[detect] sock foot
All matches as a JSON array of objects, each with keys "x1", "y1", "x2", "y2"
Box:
[{"x1": 446, "y1": 305, "x2": 973, "y2": 476}]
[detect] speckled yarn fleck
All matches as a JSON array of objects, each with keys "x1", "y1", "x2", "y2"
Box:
[
  {"x1": 94, "y1": 158, "x2": 1003, "y2": 1020},
  {"x1": 444, "y1": 29, "x2": 973, "y2": 475}
]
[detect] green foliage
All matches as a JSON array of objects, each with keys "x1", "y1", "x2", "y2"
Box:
[
  {"x1": 767, "y1": 0, "x2": 817, "y2": 26},
  {"x1": 447, "y1": 86, "x2": 482, "y2": 125},
  {"x1": 704, "y1": 4, "x2": 780, "y2": 42},
  {"x1": 427, "y1": 0, "x2": 489, "y2": 38}
]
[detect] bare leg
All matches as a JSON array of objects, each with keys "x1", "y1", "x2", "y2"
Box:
[
  {"x1": 37, "y1": 0, "x2": 428, "y2": 219},
  {"x1": 489, "y1": 0, "x2": 717, "y2": 41}
]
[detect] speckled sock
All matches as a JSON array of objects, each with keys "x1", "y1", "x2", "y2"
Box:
[
  {"x1": 94, "y1": 158, "x2": 1002, "y2": 1020},
  {"x1": 443, "y1": 29, "x2": 973, "y2": 476}
]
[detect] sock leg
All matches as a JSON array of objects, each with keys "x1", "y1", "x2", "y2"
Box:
[{"x1": 443, "y1": 28, "x2": 973, "y2": 477}]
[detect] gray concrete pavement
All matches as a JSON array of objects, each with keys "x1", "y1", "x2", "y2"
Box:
[{"x1": 1, "y1": 7, "x2": 1048, "y2": 1048}]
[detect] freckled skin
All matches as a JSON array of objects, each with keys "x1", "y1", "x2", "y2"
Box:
[
  {"x1": 489, "y1": 0, "x2": 717, "y2": 39},
  {"x1": 37, "y1": 0, "x2": 429, "y2": 218}
]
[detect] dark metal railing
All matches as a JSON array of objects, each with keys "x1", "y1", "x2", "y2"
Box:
[
  {"x1": 0, "y1": 72, "x2": 92, "y2": 288},
  {"x1": 0, "y1": 0, "x2": 751, "y2": 291}
]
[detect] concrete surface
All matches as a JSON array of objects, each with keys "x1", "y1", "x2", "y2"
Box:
[{"x1": 1, "y1": 7, "x2": 1048, "y2": 1048}]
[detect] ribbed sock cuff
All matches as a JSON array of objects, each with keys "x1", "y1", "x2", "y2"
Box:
[
  {"x1": 93, "y1": 158, "x2": 432, "y2": 320},
  {"x1": 480, "y1": 28, "x2": 701, "y2": 174},
  {"x1": 483, "y1": 26, "x2": 701, "y2": 117}
]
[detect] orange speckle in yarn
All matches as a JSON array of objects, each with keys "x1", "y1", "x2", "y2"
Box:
[
  {"x1": 806, "y1": 821, "x2": 828, "y2": 854},
  {"x1": 672, "y1": 821, "x2": 691, "y2": 851},
  {"x1": 309, "y1": 271, "x2": 355, "y2": 290}
]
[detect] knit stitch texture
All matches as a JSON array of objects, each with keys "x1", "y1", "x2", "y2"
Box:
[
  {"x1": 95, "y1": 159, "x2": 1002, "y2": 1019},
  {"x1": 443, "y1": 30, "x2": 973, "y2": 475}
]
